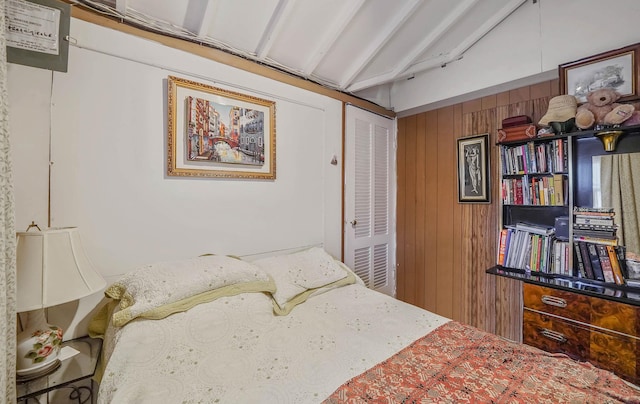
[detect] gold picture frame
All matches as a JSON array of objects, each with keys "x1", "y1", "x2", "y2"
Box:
[{"x1": 167, "y1": 76, "x2": 276, "y2": 179}]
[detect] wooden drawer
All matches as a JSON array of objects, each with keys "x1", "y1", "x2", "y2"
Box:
[
  {"x1": 524, "y1": 307, "x2": 640, "y2": 385},
  {"x1": 591, "y1": 296, "x2": 639, "y2": 336},
  {"x1": 524, "y1": 283, "x2": 640, "y2": 336},
  {"x1": 523, "y1": 284, "x2": 590, "y2": 324},
  {"x1": 590, "y1": 326, "x2": 638, "y2": 385},
  {"x1": 523, "y1": 309, "x2": 590, "y2": 361}
]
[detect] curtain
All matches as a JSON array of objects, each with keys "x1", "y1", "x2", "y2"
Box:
[
  {"x1": 600, "y1": 153, "x2": 640, "y2": 262},
  {"x1": 0, "y1": 0, "x2": 18, "y2": 401}
]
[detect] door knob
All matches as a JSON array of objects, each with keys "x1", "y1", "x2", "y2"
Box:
[{"x1": 350, "y1": 220, "x2": 357, "y2": 228}]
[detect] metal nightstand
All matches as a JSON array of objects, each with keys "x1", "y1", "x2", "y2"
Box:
[{"x1": 17, "y1": 336, "x2": 102, "y2": 404}]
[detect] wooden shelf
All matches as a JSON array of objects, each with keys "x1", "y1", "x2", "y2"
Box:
[
  {"x1": 487, "y1": 265, "x2": 640, "y2": 306},
  {"x1": 496, "y1": 123, "x2": 640, "y2": 146}
]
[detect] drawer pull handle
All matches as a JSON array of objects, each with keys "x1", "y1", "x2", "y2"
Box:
[
  {"x1": 540, "y1": 328, "x2": 568, "y2": 343},
  {"x1": 541, "y1": 295, "x2": 567, "y2": 308}
]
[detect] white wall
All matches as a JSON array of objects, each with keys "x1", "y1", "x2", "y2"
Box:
[
  {"x1": 9, "y1": 19, "x2": 344, "y2": 336},
  {"x1": 392, "y1": 0, "x2": 640, "y2": 115}
]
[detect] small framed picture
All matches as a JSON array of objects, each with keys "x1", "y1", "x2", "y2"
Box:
[
  {"x1": 559, "y1": 44, "x2": 639, "y2": 103},
  {"x1": 457, "y1": 134, "x2": 490, "y2": 203}
]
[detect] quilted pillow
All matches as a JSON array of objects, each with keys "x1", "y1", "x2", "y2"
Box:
[
  {"x1": 106, "y1": 255, "x2": 275, "y2": 327},
  {"x1": 252, "y1": 247, "x2": 356, "y2": 315}
]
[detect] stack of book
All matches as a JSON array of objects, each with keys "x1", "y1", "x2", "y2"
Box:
[
  {"x1": 573, "y1": 241, "x2": 627, "y2": 284},
  {"x1": 501, "y1": 174, "x2": 566, "y2": 206},
  {"x1": 497, "y1": 222, "x2": 568, "y2": 275},
  {"x1": 572, "y1": 207, "x2": 618, "y2": 245},
  {"x1": 500, "y1": 139, "x2": 568, "y2": 175},
  {"x1": 572, "y1": 207, "x2": 626, "y2": 285}
]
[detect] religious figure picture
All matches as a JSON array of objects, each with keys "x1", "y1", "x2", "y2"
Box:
[{"x1": 457, "y1": 134, "x2": 490, "y2": 203}]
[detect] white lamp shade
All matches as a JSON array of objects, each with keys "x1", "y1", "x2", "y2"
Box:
[{"x1": 16, "y1": 227, "x2": 107, "y2": 311}]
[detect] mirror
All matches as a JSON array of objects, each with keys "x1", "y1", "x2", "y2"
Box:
[{"x1": 592, "y1": 153, "x2": 640, "y2": 279}]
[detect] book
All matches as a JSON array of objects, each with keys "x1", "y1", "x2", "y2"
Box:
[
  {"x1": 515, "y1": 178, "x2": 524, "y2": 204},
  {"x1": 573, "y1": 242, "x2": 586, "y2": 278},
  {"x1": 540, "y1": 236, "x2": 550, "y2": 273},
  {"x1": 552, "y1": 240, "x2": 562, "y2": 274},
  {"x1": 573, "y1": 228, "x2": 617, "y2": 238},
  {"x1": 560, "y1": 241, "x2": 570, "y2": 275},
  {"x1": 552, "y1": 174, "x2": 564, "y2": 206},
  {"x1": 615, "y1": 245, "x2": 628, "y2": 279},
  {"x1": 578, "y1": 242, "x2": 594, "y2": 279},
  {"x1": 573, "y1": 206, "x2": 615, "y2": 214},
  {"x1": 596, "y1": 244, "x2": 615, "y2": 283},
  {"x1": 507, "y1": 229, "x2": 523, "y2": 268},
  {"x1": 503, "y1": 229, "x2": 515, "y2": 267},
  {"x1": 573, "y1": 235, "x2": 619, "y2": 246},
  {"x1": 534, "y1": 235, "x2": 543, "y2": 272},
  {"x1": 586, "y1": 242, "x2": 605, "y2": 281},
  {"x1": 573, "y1": 223, "x2": 617, "y2": 231},
  {"x1": 606, "y1": 245, "x2": 625, "y2": 285},
  {"x1": 506, "y1": 229, "x2": 525, "y2": 268},
  {"x1": 518, "y1": 233, "x2": 533, "y2": 270},
  {"x1": 573, "y1": 211, "x2": 615, "y2": 217},
  {"x1": 497, "y1": 229, "x2": 508, "y2": 265},
  {"x1": 574, "y1": 217, "x2": 615, "y2": 226},
  {"x1": 515, "y1": 222, "x2": 555, "y2": 236},
  {"x1": 529, "y1": 235, "x2": 539, "y2": 271}
]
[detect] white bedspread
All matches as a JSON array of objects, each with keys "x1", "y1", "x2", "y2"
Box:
[{"x1": 97, "y1": 284, "x2": 449, "y2": 403}]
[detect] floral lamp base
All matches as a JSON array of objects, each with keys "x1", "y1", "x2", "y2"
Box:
[
  {"x1": 16, "y1": 359, "x2": 61, "y2": 382},
  {"x1": 16, "y1": 310, "x2": 63, "y2": 380}
]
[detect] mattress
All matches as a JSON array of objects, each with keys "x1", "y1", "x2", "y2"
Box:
[
  {"x1": 97, "y1": 282, "x2": 448, "y2": 403},
  {"x1": 92, "y1": 249, "x2": 640, "y2": 403}
]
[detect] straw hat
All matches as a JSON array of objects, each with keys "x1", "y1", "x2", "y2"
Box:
[{"x1": 539, "y1": 95, "x2": 578, "y2": 126}]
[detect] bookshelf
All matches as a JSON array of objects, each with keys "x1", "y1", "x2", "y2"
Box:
[
  {"x1": 488, "y1": 123, "x2": 640, "y2": 385},
  {"x1": 492, "y1": 124, "x2": 640, "y2": 290},
  {"x1": 498, "y1": 135, "x2": 570, "y2": 275}
]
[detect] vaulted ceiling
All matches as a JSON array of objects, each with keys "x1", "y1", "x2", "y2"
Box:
[{"x1": 75, "y1": 0, "x2": 528, "y2": 107}]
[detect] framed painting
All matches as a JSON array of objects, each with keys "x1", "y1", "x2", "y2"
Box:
[
  {"x1": 559, "y1": 43, "x2": 639, "y2": 103},
  {"x1": 167, "y1": 75, "x2": 276, "y2": 179},
  {"x1": 457, "y1": 134, "x2": 490, "y2": 203}
]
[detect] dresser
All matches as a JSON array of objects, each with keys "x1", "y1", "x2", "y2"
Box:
[{"x1": 522, "y1": 282, "x2": 640, "y2": 385}]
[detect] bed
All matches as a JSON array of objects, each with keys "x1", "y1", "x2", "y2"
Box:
[{"x1": 89, "y1": 247, "x2": 640, "y2": 403}]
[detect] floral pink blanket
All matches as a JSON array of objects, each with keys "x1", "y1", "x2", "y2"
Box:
[{"x1": 324, "y1": 321, "x2": 640, "y2": 403}]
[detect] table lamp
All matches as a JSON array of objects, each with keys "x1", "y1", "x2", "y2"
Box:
[{"x1": 16, "y1": 225, "x2": 107, "y2": 379}]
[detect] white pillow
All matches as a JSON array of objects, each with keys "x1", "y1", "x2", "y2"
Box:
[
  {"x1": 252, "y1": 247, "x2": 356, "y2": 315},
  {"x1": 105, "y1": 255, "x2": 275, "y2": 326}
]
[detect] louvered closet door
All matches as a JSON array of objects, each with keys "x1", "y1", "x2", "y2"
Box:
[{"x1": 344, "y1": 105, "x2": 396, "y2": 297}]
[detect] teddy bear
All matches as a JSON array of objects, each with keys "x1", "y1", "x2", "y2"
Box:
[{"x1": 575, "y1": 88, "x2": 635, "y2": 129}]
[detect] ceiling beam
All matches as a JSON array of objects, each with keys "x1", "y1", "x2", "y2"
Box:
[
  {"x1": 115, "y1": 0, "x2": 127, "y2": 14},
  {"x1": 195, "y1": 0, "x2": 218, "y2": 38},
  {"x1": 347, "y1": 0, "x2": 527, "y2": 93},
  {"x1": 302, "y1": 0, "x2": 366, "y2": 77},
  {"x1": 346, "y1": 0, "x2": 480, "y2": 93},
  {"x1": 255, "y1": 0, "x2": 297, "y2": 60},
  {"x1": 405, "y1": 0, "x2": 528, "y2": 77},
  {"x1": 338, "y1": 0, "x2": 422, "y2": 90},
  {"x1": 390, "y1": 0, "x2": 479, "y2": 80}
]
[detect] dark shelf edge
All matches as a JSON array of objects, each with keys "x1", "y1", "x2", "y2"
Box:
[
  {"x1": 495, "y1": 124, "x2": 640, "y2": 147},
  {"x1": 487, "y1": 265, "x2": 640, "y2": 306}
]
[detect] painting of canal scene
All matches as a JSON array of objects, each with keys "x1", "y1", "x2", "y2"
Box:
[
  {"x1": 167, "y1": 76, "x2": 276, "y2": 179},
  {"x1": 186, "y1": 96, "x2": 264, "y2": 166}
]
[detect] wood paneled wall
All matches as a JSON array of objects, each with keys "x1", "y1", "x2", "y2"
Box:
[{"x1": 397, "y1": 79, "x2": 560, "y2": 340}]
